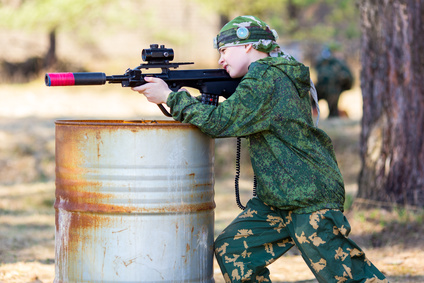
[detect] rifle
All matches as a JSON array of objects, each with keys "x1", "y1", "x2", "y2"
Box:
[{"x1": 45, "y1": 44, "x2": 241, "y2": 117}]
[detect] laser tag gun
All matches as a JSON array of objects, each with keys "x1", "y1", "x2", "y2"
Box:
[{"x1": 45, "y1": 44, "x2": 241, "y2": 117}]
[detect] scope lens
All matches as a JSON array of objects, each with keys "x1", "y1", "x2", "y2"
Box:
[{"x1": 141, "y1": 49, "x2": 149, "y2": 61}]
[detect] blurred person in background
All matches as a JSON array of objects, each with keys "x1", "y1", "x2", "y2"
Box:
[{"x1": 314, "y1": 44, "x2": 353, "y2": 117}]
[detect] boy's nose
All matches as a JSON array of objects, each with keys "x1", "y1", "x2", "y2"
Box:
[{"x1": 218, "y1": 55, "x2": 224, "y2": 66}]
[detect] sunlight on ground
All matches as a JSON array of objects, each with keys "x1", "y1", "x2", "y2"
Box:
[{"x1": 317, "y1": 87, "x2": 363, "y2": 121}]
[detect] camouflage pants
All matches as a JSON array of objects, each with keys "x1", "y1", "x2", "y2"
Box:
[{"x1": 214, "y1": 197, "x2": 388, "y2": 283}]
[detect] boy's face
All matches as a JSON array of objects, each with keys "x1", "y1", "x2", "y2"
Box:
[{"x1": 218, "y1": 45, "x2": 251, "y2": 78}]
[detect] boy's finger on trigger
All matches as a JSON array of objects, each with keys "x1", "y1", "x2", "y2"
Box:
[
  {"x1": 143, "y1": 76, "x2": 153, "y2": 82},
  {"x1": 144, "y1": 76, "x2": 162, "y2": 83}
]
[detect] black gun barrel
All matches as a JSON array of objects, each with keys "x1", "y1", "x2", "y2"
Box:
[{"x1": 45, "y1": 72, "x2": 107, "y2": 86}]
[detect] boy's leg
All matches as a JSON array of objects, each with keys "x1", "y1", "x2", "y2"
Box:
[
  {"x1": 214, "y1": 197, "x2": 295, "y2": 283},
  {"x1": 283, "y1": 209, "x2": 388, "y2": 283}
]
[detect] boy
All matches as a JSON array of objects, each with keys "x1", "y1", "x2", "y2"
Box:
[{"x1": 133, "y1": 15, "x2": 387, "y2": 283}]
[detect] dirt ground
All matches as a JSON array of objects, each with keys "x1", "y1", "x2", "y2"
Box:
[{"x1": 0, "y1": 81, "x2": 423, "y2": 282}]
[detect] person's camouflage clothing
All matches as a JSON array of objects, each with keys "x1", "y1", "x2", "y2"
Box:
[
  {"x1": 214, "y1": 15, "x2": 280, "y2": 54},
  {"x1": 166, "y1": 36, "x2": 387, "y2": 282},
  {"x1": 167, "y1": 56, "x2": 344, "y2": 214},
  {"x1": 214, "y1": 197, "x2": 389, "y2": 282}
]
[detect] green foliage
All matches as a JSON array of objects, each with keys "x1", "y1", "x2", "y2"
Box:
[
  {"x1": 0, "y1": 0, "x2": 360, "y2": 64},
  {"x1": 344, "y1": 194, "x2": 355, "y2": 211},
  {"x1": 190, "y1": 0, "x2": 285, "y2": 19},
  {"x1": 0, "y1": 0, "x2": 138, "y2": 32},
  {"x1": 190, "y1": 0, "x2": 360, "y2": 49}
]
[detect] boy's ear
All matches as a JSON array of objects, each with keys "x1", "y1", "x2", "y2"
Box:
[{"x1": 245, "y1": 44, "x2": 254, "y2": 53}]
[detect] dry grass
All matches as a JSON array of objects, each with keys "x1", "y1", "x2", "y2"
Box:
[{"x1": 0, "y1": 81, "x2": 423, "y2": 282}]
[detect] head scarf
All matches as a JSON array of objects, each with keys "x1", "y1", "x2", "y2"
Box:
[
  {"x1": 214, "y1": 16, "x2": 280, "y2": 53},
  {"x1": 214, "y1": 15, "x2": 320, "y2": 126}
]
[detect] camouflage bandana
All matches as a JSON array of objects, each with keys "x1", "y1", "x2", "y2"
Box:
[{"x1": 214, "y1": 16, "x2": 281, "y2": 54}]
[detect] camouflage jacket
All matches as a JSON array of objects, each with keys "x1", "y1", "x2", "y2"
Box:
[{"x1": 167, "y1": 56, "x2": 345, "y2": 214}]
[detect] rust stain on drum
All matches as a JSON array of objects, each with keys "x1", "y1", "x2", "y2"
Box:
[{"x1": 55, "y1": 119, "x2": 198, "y2": 129}]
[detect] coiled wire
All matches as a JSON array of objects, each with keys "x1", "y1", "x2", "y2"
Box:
[{"x1": 234, "y1": 137, "x2": 257, "y2": 210}]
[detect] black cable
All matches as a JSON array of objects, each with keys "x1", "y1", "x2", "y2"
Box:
[
  {"x1": 234, "y1": 137, "x2": 257, "y2": 210},
  {"x1": 253, "y1": 175, "x2": 257, "y2": 197},
  {"x1": 234, "y1": 137, "x2": 245, "y2": 210}
]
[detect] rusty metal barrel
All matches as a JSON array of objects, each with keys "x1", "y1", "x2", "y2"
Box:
[{"x1": 54, "y1": 120, "x2": 215, "y2": 283}]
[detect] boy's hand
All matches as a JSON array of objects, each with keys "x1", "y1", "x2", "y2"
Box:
[{"x1": 132, "y1": 77, "x2": 172, "y2": 104}]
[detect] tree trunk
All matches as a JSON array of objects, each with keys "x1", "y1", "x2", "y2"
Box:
[
  {"x1": 286, "y1": 0, "x2": 300, "y2": 35},
  {"x1": 44, "y1": 28, "x2": 57, "y2": 69},
  {"x1": 358, "y1": 0, "x2": 424, "y2": 207},
  {"x1": 219, "y1": 14, "x2": 230, "y2": 30}
]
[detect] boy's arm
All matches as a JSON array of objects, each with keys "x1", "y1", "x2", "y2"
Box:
[{"x1": 166, "y1": 75, "x2": 274, "y2": 138}]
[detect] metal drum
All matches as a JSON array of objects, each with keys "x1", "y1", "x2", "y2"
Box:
[{"x1": 54, "y1": 120, "x2": 215, "y2": 283}]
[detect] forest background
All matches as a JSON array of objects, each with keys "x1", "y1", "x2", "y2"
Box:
[{"x1": 0, "y1": 0, "x2": 423, "y2": 282}]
